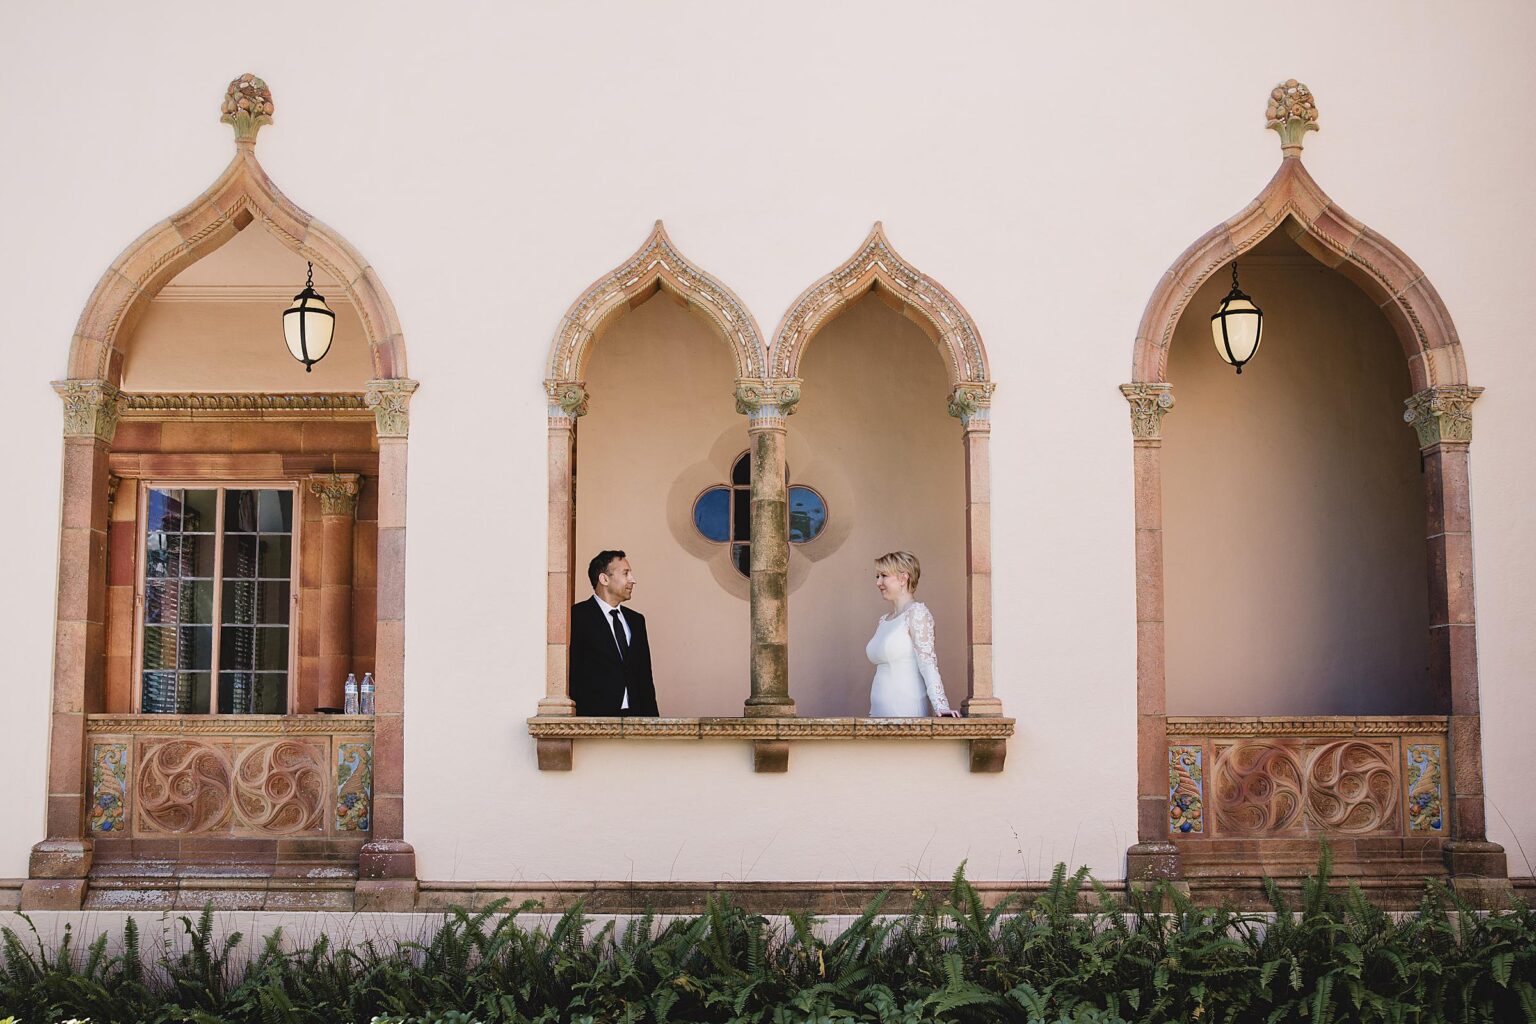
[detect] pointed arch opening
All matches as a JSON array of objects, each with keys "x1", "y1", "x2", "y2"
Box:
[
  {"x1": 30, "y1": 77, "x2": 419, "y2": 912},
  {"x1": 540, "y1": 223, "x2": 770, "y2": 724},
  {"x1": 1125, "y1": 148, "x2": 1494, "y2": 896}
]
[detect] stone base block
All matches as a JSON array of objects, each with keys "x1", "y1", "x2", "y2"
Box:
[
  {"x1": 20, "y1": 878, "x2": 88, "y2": 910},
  {"x1": 536, "y1": 738, "x2": 573, "y2": 771},
  {"x1": 753, "y1": 740, "x2": 788, "y2": 773},
  {"x1": 359, "y1": 840, "x2": 417, "y2": 881},
  {"x1": 1443, "y1": 840, "x2": 1508, "y2": 879},
  {"x1": 354, "y1": 878, "x2": 418, "y2": 912},
  {"x1": 28, "y1": 839, "x2": 93, "y2": 879},
  {"x1": 743, "y1": 700, "x2": 796, "y2": 719},
  {"x1": 969, "y1": 738, "x2": 1006, "y2": 772},
  {"x1": 1127, "y1": 877, "x2": 1190, "y2": 909},
  {"x1": 1126, "y1": 841, "x2": 1181, "y2": 882},
  {"x1": 1447, "y1": 875, "x2": 1516, "y2": 909}
]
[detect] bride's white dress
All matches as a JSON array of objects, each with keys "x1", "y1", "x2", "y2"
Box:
[{"x1": 866, "y1": 602, "x2": 953, "y2": 716}]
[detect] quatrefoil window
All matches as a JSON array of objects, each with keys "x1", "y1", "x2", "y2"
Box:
[{"x1": 692, "y1": 451, "x2": 828, "y2": 577}]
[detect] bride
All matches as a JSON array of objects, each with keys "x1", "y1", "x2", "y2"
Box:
[{"x1": 866, "y1": 551, "x2": 961, "y2": 717}]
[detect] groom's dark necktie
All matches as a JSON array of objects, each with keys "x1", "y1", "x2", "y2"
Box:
[{"x1": 609, "y1": 608, "x2": 630, "y2": 662}]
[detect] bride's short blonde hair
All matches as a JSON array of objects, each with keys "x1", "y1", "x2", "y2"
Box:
[{"x1": 874, "y1": 550, "x2": 921, "y2": 594}]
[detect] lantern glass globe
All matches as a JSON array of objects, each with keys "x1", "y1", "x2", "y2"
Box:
[{"x1": 282, "y1": 270, "x2": 336, "y2": 372}]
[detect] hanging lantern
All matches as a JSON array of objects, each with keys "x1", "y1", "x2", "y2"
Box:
[
  {"x1": 282, "y1": 261, "x2": 336, "y2": 372},
  {"x1": 1210, "y1": 262, "x2": 1263, "y2": 374}
]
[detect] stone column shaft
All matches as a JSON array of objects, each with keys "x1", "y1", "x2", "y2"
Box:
[
  {"x1": 736, "y1": 380, "x2": 799, "y2": 718},
  {"x1": 309, "y1": 474, "x2": 361, "y2": 710},
  {"x1": 959, "y1": 416, "x2": 998, "y2": 717},
  {"x1": 542, "y1": 389, "x2": 581, "y2": 716}
]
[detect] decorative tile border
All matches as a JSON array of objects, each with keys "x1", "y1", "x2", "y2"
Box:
[
  {"x1": 1404, "y1": 741, "x2": 1446, "y2": 833},
  {"x1": 335, "y1": 742, "x2": 373, "y2": 833},
  {"x1": 88, "y1": 742, "x2": 129, "y2": 835},
  {"x1": 1168, "y1": 744, "x2": 1204, "y2": 835}
]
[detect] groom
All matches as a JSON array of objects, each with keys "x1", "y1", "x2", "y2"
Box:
[{"x1": 569, "y1": 549, "x2": 660, "y2": 717}]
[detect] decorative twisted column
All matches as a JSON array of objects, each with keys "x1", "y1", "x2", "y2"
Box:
[
  {"x1": 736, "y1": 381, "x2": 800, "y2": 736},
  {"x1": 309, "y1": 474, "x2": 361, "y2": 710},
  {"x1": 357, "y1": 378, "x2": 418, "y2": 910},
  {"x1": 23, "y1": 382, "x2": 124, "y2": 909},
  {"x1": 1120, "y1": 383, "x2": 1181, "y2": 885},
  {"x1": 1404, "y1": 385, "x2": 1506, "y2": 895}
]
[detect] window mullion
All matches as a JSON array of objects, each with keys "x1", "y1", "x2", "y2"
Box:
[{"x1": 210, "y1": 487, "x2": 226, "y2": 715}]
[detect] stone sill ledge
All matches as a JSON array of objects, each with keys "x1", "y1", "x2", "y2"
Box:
[
  {"x1": 87, "y1": 714, "x2": 377, "y2": 735},
  {"x1": 1166, "y1": 715, "x2": 1448, "y2": 737},
  {"x1": 527, "y1": 716, "x2": 1013, "y2": 773}
]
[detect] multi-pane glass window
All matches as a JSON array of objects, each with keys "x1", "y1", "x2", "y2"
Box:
[
  {"x1": 140, "y1": 487, "x2": 295, "y2": 715},
  {"x1": 691, "y1": 453, "x2": 828, "y2": 578}
]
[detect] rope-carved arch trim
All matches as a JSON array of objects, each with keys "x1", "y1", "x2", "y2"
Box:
[
  {"x1": 67, "y1": 148, "x2": 408, "y2": 385},
  {"x1": 1132, "y1": 159, "x2": 1465, "y2": 392},
  {"x1": 547, "y1": 221, "x2": 768, "y2": 385},
  {"x1": 770, "y1": 223, "x2": 989, "y2": 387}
]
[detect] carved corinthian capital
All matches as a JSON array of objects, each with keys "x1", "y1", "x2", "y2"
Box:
[
  {"x1": 308, "y1": 473, "x2": 362, "y2": 517},
  {"x1": 545, "y1": 380, "x2": 589, "y2": 420},
  {"x1": 364, "y1": 378, "x2": 419, "y2": 439},
  {"x1": 1266, "y1": 79, "x2": 1318, "y2": 157},
  {"x1": 52, "y1": 380, "x2": 125, "y2": 442},
  {"x1": 947, "y1": 382, "x2": 996, "y2": 429},
  {"x1": 735, "y1": 379, "x2": 801, "y2": 424},
  {"x1": 1120, "y1": 383, "x2": 1175, "y2": 442},
  {"x1": 1404, "y1": 385, "x2": 1484, "y2": 448}
]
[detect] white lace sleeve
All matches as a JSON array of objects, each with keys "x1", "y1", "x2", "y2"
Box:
[{"x1": 906, "y1": 603, "x2": 951, "y2": 715}]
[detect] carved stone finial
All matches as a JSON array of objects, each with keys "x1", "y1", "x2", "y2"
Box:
[
  {"x1": 1266, "y1": 79, "x2": 1318, "y2": 157},
  {"x1": 220, "y1": 73, "x2": 274, "y2": 143},
  {"x1": 364, "y1": 378, "x2": 419, "y2": 439},
  {"x1": 734, "y1": 379, "x2": 802, "y2": 422},
  {"x1": 545, "y1": 381, "x2": 589, "y2": 420},
  {"x1": 309, "y1": 473, "x2": 362, "y2": 517},
  {"x1": 947, "y1": 382, "x2": 996, "y2": 429},
  {"x1": 1120, "y1": 383, "x2": 1176, "y2": 442},
  {"x1": 52, "y1": 380, "x2": 126, "y2": 443},
  {"x1": 1404, "y1": 385, "x2": 1484, "y2": 448}
]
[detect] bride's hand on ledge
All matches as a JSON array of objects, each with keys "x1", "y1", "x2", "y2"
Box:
[{"x1": 936, "y1": 710, "x2": 962, "y2": 718}]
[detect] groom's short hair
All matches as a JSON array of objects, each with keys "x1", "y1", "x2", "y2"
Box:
[{"x1": 588, "y1": 549, "x2": 627, "y2": 589}]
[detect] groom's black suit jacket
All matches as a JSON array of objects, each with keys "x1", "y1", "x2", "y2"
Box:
[{"x1": 569, "y1": 597, "x2": 659, "y2": 717}]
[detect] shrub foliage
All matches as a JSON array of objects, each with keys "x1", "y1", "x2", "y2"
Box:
[{"x1": 2, "y1": 858, "x2": 1533, "y2": 1023}]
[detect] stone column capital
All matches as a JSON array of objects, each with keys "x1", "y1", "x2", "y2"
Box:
[
  {"x1": 364, "y1": 378, "x2": 419, "y2": 439},
  {"x1": 735, "y1": 378, "x2": 801, "y2": 426},
  {"x1": 545, "y1": 380, "x2": 589, "y2": 421},
  {"x1": 1404, "y1": 385, "x2": 1484, "y2": 448},
  {"x1": 948, "y1": 382, "x2": 995, "y2": 430},
  {"x1": 308, "y1": 473, "x2": 362, "y2": 517},
  {"x1": 52, "y1": 380, "x2": 125, "y2": 443},
  {"x1": 1121, "y1": 382, "x2": 1175, "y2": 442}
]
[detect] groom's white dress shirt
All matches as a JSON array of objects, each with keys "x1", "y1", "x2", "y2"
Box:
[{"x1": 592, "y1": 593, "x2": 631, "y2": 710}]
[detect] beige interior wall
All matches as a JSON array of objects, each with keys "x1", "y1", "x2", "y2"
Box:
[
  {"x1": 1162, "y1": 232, "x2": 1431, "y2": 715},
  {"x1": 121, "y1": 225, "x2": 373, "y2": 391},
  {"x1": 575, "y1": 294, "x2": 751, "y2": 717},
  {"x1": 788, "y1": 295, "x2": 966, "y2": 717}
]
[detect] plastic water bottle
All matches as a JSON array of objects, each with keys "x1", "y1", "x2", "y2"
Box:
[
  {"x1": 360, "y1": 672, "x2": 375, "y2": 716},
  {"x1": 343, "y1": 673, "x2": 359, "y2": 715}
]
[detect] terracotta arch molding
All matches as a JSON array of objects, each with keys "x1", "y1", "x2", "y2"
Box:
[
  {"x1": 770, "y1": 222, "x2": 990, "y2": 391},
  {"x1": 1131, "y1": 158, "x2": 1465, "y2": 392},
  {"x1": 1123, "y1": 80, "x2": 1500, "y2": 902},
  {"x1": 546, "y1": 220, "x2": 769, "y2": 391},
  {"x1": 66, "y1": 129, "x2": 408, "y2": 387}
]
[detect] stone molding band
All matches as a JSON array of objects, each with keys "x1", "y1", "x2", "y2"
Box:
[
  {"x1": 527, "y1": 716, "x2": 1014, "y2": 740},
  {"x1": 1166, "y1": 716, "x2": 1448, "y2": 737},
  {"x1": 87, "y1": 715, "x2": 376, "y2": 736},
  {"x1": 124, "y1": 392, "x2": 369, "y2": 413}
]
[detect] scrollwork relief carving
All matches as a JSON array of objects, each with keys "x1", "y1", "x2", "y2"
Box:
[
  {"x1": 1213, "y1": 742, "x2": 1306, "y2": 834},
  {"x1": 1210, "y1": 738, "x2": 1403, "y2": 836},
  {"x1": 1305, "y1": 741, "x2": 1398, "y2": 833},
  {"x1": 136, "y1": 740, "x2": 233, "y2": 834},
  {"x1": 771, "y1": 223, "x2": 988, "y2": 387},
  {"x1": 232, "y1": 740, "x2": 327, "y2": 835}
]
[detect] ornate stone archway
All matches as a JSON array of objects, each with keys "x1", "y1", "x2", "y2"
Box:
[
  {"x1": 28, "y1": 75, "x2": 419, "y2": 910},
  {"x1": 1123, "y1": 81, "x2": 1500, "y2": 898},
  {"x1": 539, "y1": 222, "x2": 770, "y2": 736},
  {"x1": 767, "y1": 224, "x2": 1001, "y2": 721}
]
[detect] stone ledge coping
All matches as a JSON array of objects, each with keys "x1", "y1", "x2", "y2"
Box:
[
  {"x1": 87, "y1": 714, "x2": 377, "y2": 736},
  {"x1": 1166, "y1": 715, "x2": 1448, "y2": 737},
  {"x1": 526, "y1": 716, "x2": 1014, "y2": 740}
]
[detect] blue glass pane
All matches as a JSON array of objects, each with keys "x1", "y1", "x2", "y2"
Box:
[
  {"x1": 788, "y1": 486, "x2": 828, "y2": 543},
  {"x1": 693, "y1": 487, "x2": 731, "y2": 542}
]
